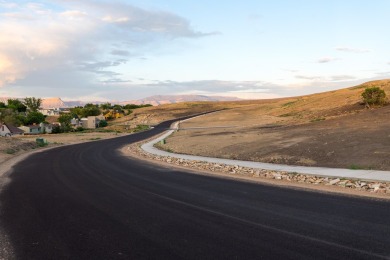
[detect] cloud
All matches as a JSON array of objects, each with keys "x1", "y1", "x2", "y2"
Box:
[
  {"x1": 295, "y1": 74, "x2": 356, "y2": 82},
  {"x1": 295, "y1": 75, "x2": 322, "y2": 80},
  {"x1": 60, "y1": 10, "x2": 88, "y2": 20},
  {"x1": 88, "y1": 80, "x2": 283, "y2": 100},
  {"x1": 110, "y1": 49, "x2": 131, "y2": 56},
  {"x1": 335, "y1": 47, "x2": 371, "y2": 53},
  {"x1": 317, "y1": 57, "x2": 339, "y2": 63},
  {"x1": 0, "y1": 1, "x2": 217, "y2": 89}
]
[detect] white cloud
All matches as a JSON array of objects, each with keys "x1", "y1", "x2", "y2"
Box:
[
  {"x1": 335, "y1": 46, "x2": 371, "y2": 53},
  {"x1": 0, "y1": 1, "x2": 216, "y2": 90},
  {"x1": 60, "y1": 10, "x2": 88, "y2": 20},
  {"x1": 295, "y1": 74, "x2": 356, "y2": 82},
  {"x1": 317, "y1": 57, "x2": 339, "y2": 63}
]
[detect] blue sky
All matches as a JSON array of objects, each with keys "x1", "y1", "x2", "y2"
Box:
[{"x1": 0, "y1": 0, "x2": 389, "y2": 101}]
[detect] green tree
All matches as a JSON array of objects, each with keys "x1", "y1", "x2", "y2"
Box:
[
  {"x1": 100, "y1": 102, "x2": 112, "y2": 110},
  {"x1": 0, "y1": 102, "x2": 6, "y2": 108},
  {"x1": 70, "y1": 107, "x2": 83, "y2": 118},
  {"x1": 98, "y1": 120, "x2": 108, "y2": 127},
  {"x1": 112, "y1": 104, "x2": 123, "y2": 113},
  {"x1": 24, "y1": 97, "x2": 42, "y2": 112},
  {"x1": 81, "y1": 106, "x2": 101, "y2": 117},
  {"x1": 58, "y1": 113, "x2": 73, "y2": 132},
  {"x1": 7, "y1": 99, "x2": 27, "y2": 112},
  {"x1": 362, "y1": 87, "x2": 387, "y2": 108},
  {"x1": 25, "y1": 111, "x2": 45, "y2": 125}
]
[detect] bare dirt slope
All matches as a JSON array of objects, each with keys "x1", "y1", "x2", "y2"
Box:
[{"x1": 160, "y1": 80, "x2": 390, "y2": 170}]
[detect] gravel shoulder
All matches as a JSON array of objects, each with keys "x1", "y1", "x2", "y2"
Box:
[{"x1": 120, "y1": 135, "x2": 390, "y2": 201}]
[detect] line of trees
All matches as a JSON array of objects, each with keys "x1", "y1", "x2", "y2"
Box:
[{"x1": 0, "y1": 97, "x2": 45, "y2": 126}]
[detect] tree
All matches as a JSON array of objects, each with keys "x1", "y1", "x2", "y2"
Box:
[
  {"x1": 0, "y1": 102, "x2": 6, "y2": 108},
  {"x1": 70, "y1": 107, "x2": 83, "y2": 118},
  {"x1": 112, "y1": 105, "x2": 123, "y2": 113},
  {"x1": 25, "y1": 111, "x2": 45, "y2": 125},
  {"x1": 24, "y1": 97, "x2": 42, "y2": 112},
  {"x1": 98, "y1": 120, "x2": 108, "y2": 127},
  {"x1": 58, "y1": 113, "x2": 73, "y2": 132},
  {"x1": 0, "y1": 108, "x2": 24, "y2": 126},
  {"x1": 100, "y1": 102, "x2": 112, "y2": 110},
  {"x1": 362, "y1": 87, "x2": 387, "y2": 108},
  {"x1": 7, "y1": 99, "x2": 27, "y2": 112},
  {"x1": 81, "y1": 106, "x2": 101, "y2": 117}
]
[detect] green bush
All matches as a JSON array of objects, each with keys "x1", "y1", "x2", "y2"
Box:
[
  {"x1": 361, "y1": 87, "x2": 387, "y2": 107},
  {"x1": 98, "y1": 120, "x2": 108, "y2": 127}
]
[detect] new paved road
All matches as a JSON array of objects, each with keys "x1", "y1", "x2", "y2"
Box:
[{"x1": 1, "y1": 118, "x2": 390, "y2": 259}]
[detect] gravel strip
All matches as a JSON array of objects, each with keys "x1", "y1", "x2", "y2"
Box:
[{"x1": 125, "y1": 138, "x2": 390, "y2": 196}]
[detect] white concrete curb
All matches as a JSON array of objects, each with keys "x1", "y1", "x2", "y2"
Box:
[{"x1": 141, "y1": 120, "x2": 390, "y2": 182}]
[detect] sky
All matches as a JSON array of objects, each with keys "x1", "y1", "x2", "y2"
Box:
[{"x1": 0, "y1": 0, "x2": 390, "y2": 101}]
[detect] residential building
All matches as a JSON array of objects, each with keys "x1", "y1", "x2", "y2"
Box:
[
  {"x1": 39, "y1": 108, "x2": 61, "y2": 116},
  {"x1": 18, "y1": 125, "x2": 42, "y2": 135},
  {"x1": 0, "y1": 123, "x2": 24, "y2": 137}
]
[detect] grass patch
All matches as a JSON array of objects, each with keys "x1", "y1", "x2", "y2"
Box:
[
  {"x1": 348, "y1": 164, "x2": 372, "y2": 170},
  {"x1": 310, "y1": 117, "x2": 326, "y2": 122},
  {"x1": 4, "y1": 148, "x2": 16, "y2": 154},
  {"x1": 279, "y1": 112, "x2": 301, "y2": 117},
  {"x1": 278, "y1": 112, "x2": 294, "y2": 117},
  {"x1": 94, "y1": 128, "x2": 116, "y2": 133},
  {"x1": 282, "y1": 100, "x2": 298, "y2": 107},
  {"x1": 154, "y1": 143, "x2": 174, "y2": 153},
  {"x1": 133, "y1": 125, "x2": 150, "y2": 133}
]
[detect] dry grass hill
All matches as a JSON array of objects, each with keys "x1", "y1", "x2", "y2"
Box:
[{"x1": 126, "y1": 79, "x2": 390, "y2": 170}]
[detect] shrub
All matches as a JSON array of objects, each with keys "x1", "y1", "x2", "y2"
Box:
[
  {"x1": 361, "y1": 87, "x2": 387, "y2": 107},
  {"x1": 98, "y1": 120, "x2": 108, "y2": 127},
  {"x1": 51, "y1": 125, "x2": 62, "y2": 134}
]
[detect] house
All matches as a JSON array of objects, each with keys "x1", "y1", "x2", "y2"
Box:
[
  {"x1": 40, "y1": 123, "x2": 53, "y2": 134},
  {"x1": 39, "y1": 108, "x2": 60, "y2": 116},
  {"x1": 71, "y1": 118, "x2": 81, "y2": 128},
  {"x1": 80, "y1": 116, "x2": 97, "y2": 129},
  {"x1": 18, "y1": 123, "x2": 54, "y2": 134},
  {"x1": 18, "y1": 125, "x2": 42, "y2": 135},
  {"x1": 0, "y1": 123, "x2": 24, "y2": 137},
  {"x1": 79, "y1": 115, "x2": 105, "y2": 129}
]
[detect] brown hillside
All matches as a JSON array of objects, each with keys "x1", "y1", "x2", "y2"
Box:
[{"x1": 157, "y1": 79, "x2": 390, "y2": 170}]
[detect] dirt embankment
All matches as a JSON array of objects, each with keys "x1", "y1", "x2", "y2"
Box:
[{"x1": 160, "y1": 80, "x2": 390, "y2": 170}]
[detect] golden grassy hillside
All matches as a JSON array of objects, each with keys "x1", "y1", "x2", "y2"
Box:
[{"x1": 108, "y1": 79, "x2": 390, "y2": 131}]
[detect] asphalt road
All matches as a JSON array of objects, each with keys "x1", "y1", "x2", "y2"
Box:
[{"x1": 1, "y1": 118, "x2": 390, "y2": 259}]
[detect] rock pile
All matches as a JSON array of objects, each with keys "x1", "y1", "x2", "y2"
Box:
[{"x1": 126, "y1": 139, "x2": 390, "y2": 196}]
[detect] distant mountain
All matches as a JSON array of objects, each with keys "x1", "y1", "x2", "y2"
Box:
[
  {"x1": 0, "y1": 94, "x2": 241, "y2": 108},
  {"x1": 41, "y1": 97, "x2": 65, "y2": 109},
  {"x1": 119, "y1": 95, "x2": 242, "y2": 106}
]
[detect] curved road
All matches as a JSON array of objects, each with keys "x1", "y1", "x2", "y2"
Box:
[{"x1": 1, "y1": 118, "x2": 390, "y2": 259}]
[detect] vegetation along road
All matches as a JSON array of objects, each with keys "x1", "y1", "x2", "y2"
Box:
[{"x1": 1, "y1": 118, "x2": 390, "y2": 259}]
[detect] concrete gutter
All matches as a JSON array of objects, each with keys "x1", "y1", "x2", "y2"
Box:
[{"x1": 141, "y1": 120, "x2": 390, "y2": 182}]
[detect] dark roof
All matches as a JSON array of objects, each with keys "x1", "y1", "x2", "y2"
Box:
[
  {"x1": 4, "y1": 123, "x2": 24, "y2": 134},
  {"x1": 27, "y1": 125, "x2": 41, "y2": 129}
]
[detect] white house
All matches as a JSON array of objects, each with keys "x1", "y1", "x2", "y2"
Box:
[
  {"x1": 79, "y1": 115, "x2": 105, "y2": 129},
  {"x1": 18, "y1": 125, "x2": 42, "y2": 135},
  {"x1": 80, "y1": 116, "x2": 97, "y2": 129},
  {"x1": 18, "y1": 123, "x2": 54, "y2": 134},
  {"x1": 0, "y1": 123, "x2": 24, "y2": 137},
  {"x1": 39, "y1": 108, "x2": 61, "y2": 116}
]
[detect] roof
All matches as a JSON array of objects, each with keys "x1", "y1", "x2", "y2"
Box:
[
  {"x1": 4, "y1": 123, "x2": 24, "y2": 134},
  {"x1": 26, "y1": 125, "x2": 41, "y2": 129}
]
